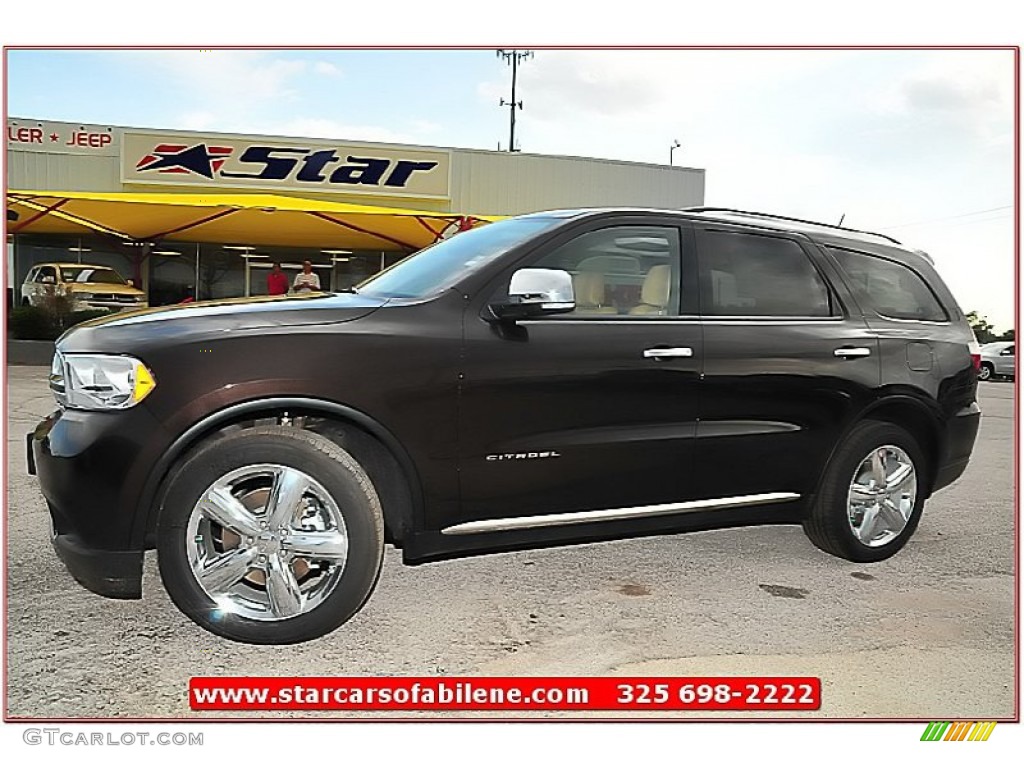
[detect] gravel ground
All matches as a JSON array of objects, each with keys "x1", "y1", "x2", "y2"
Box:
[{"x1": 4, "y1": 366, "x2": 1016, "y2": 719}]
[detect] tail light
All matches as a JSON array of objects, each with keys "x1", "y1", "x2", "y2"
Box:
[{"x1": 968, "y1": 339, "x2": 982, "y2": 372}]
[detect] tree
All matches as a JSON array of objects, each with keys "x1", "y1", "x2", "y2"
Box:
[
  {"x1": 997, "y1": 328, "x2": 1015, "y2": 342},
  {"x1": 965, "y1": 311, "x2": 997, "y2": 344}
]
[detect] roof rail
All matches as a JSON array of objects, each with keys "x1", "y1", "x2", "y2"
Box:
[{"x1": 683, "y1": 207, "x2": 902, "y2": 246}]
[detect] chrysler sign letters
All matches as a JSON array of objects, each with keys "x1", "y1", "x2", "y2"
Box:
[{"x1": 122, "y1": 132, "x2": 451, "y2": 199}]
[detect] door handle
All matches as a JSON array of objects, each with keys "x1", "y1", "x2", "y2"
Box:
[
  {"x1": 834, "y1": 347, "x2": 872, "y2": 358},
  {"x1": 643, "y1": 347, "x2": 693, "y2": 359}
]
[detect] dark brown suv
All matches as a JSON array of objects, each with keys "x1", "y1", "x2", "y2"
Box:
[{"x1": 29, "y1": 208, "x2": 982, "y2": 643}]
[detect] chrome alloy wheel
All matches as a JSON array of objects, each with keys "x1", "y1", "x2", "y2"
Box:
[
  {"x1": 186, "y1": 464, "x2": 349, "y2": 621},
  {"x1": 847, "y1": 445, "x2": 917, "y2": 548}
]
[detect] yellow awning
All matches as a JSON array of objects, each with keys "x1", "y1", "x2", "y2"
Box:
[{"x1": 6, "y1": 190, "x2": 499, "y2": 250}]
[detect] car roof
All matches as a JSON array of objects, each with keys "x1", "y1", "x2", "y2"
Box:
[
  {"x1": 518, "y1": 207, "x2": 928, "y2": 266},
  {"x1": 31, "y1": 262, "x2": 118, "y2": 270}
]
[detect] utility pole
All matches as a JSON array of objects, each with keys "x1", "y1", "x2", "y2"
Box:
[
  {"x1": 497, "y1": 50, "x2": 533, "y2": 152},
  {"x1": 669, "y1": 139, "x2": 681, "y2": 165}
]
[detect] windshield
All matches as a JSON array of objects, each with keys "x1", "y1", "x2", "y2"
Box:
[
  {"x1": 357, "y1": 217, "x2": 559, "y2": 299},
  {"x1": 61, "y1": 267, "x2": 128, "y2": 285}
]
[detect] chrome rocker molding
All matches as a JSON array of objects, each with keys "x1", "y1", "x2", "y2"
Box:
[{"x1": 441, "y1": 491, "x2": 801, "y2": 535}]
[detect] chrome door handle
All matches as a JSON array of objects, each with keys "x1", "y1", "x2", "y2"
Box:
[
  {"x1": 643, "y1": 347, "x2": 693, "y2": 359},
  {"x1": 834, "y1": 347, "x2": 872, "y2": 358}
]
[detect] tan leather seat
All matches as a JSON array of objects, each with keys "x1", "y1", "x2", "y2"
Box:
[
  {"x1": 629, "y1": 265, "x2": 672, "y2": 315},
  {"x1": 572, "y1": 272, "x2": 618, "y2": 314}
]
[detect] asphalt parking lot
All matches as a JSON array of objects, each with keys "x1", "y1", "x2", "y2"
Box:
[{"x1": 4, "y1": 366, "x2": 1016, "y2": 719}]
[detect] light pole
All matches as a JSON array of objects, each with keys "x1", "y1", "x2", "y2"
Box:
[
  {"x1": 669, "y1": 139, "x2": 681, "y2": 166},
  {"x1": 497, "y1": 50, "x2": 533, "y2": 152}
]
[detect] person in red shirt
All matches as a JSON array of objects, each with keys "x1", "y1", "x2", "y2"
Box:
[{"x1": 267, "y1": 262, "x2": 289, "y2": 296}]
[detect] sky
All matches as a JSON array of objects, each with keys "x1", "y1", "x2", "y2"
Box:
[{"x1": 5, "y1": 47, "x2": 1017, "y2": 330}]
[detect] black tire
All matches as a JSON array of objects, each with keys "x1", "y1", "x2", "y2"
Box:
[
  {"x1": 157, "y1": 426, "x2": 384, "y2": 644},
  {"x1": 802, "y1": 420, "x2": 926, "y2": 563},
  {"x1": 978, "y1": 363, "x2": 993, "y2": 381}
]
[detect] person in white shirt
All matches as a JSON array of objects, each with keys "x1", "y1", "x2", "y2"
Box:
[{"x1": 292, "y1": 260, "x2": 321, "y2": 293}]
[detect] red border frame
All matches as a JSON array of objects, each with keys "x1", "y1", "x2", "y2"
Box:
[{"x1": 2, "y1": 44, "x2": 1019, "y2": 725}]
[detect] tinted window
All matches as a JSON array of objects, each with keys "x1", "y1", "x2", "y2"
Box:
[
  {"x1": 828, "y1": 248, "x2": 947, "y2": 322},
  {"x1": 60, "y1": 266, "x2": 127, "y2": 285},
  {"x1": 530, "y1": 226, "x2": 682, "y2": 316},
  {"x1": 698, "y1": 230, "x2": 832, "y2": 317},
  {"x1": 36, "y1": 266, "x2": 57, "y2": 282}
]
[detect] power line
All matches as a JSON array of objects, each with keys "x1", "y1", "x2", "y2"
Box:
[{"x1": 879, "y1": 206, "x2": 1013, "y2": 230}]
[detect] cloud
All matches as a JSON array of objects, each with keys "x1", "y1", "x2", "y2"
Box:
[
  {"x1": 517, "y1": 51, "x2": 664, "y2": 118},
  {"x1": 901, "y1": 76, "x2": 1001, "y2": 113},
  {"x1": 121, "y1": 50, "x2": 309, "y2": 113},
  {"x1": 313, "y1": 61, "x2": 342, "y2": 77}
]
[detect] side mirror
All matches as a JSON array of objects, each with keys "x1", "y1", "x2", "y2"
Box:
[
  {"x1": 126, "y1": 279, "x2": 135, "y2": 288},
  {"x1": 1001, "y1": 348, "x2": 1014, "y2": 356},
  {"x1": 490, "y1": 268, "x2": 575, "y2": 321}
]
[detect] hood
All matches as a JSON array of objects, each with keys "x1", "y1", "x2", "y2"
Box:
[
  {"x1": 66, "y1": 282, "x2": 145, "y2": 296},
  {"x1": 58, "y1": 291, "x2": 387, "y2": 352}
]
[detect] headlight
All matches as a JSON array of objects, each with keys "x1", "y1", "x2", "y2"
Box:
[
  {"x1": 50, "y1": 352, "x2": 156, "y2": 410},
  {"x1": 73, "y1": 292, "x2": 94, "y2": 300}
]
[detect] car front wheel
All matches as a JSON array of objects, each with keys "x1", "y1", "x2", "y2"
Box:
[
  {"x1": 978, "y1": 363, "x2": 993, "y2": 381},
  {"x1": 803, "y1": 420, "x2": 926, "y2": 563},
  {"x1": 157, "y1": 426, "x2": 384, "y2": 644}
]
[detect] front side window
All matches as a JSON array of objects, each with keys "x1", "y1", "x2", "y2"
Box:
[
  {"x1": 36, "y1": 266, "x2": 57, "y2": 283},
  {"x1": 828, "y1": 247, "x2": 947, "y2": 322},
  {"x1": 528, "y1": 226, "x2": 683, "y2": 316},
  {"x1": 698, "y1": 230, "x2": 833, "y2": 317}
]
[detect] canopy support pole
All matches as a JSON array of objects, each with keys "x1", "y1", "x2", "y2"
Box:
[
  {"x1": 145, "y1": 208, "x2": 239, "y2": 241},
  {"x1": 9, "y1": 199, "x2": 70, "y2": 233},
  {"x1": 306, "y1": 211, "x2": 418, "y2": 251}
]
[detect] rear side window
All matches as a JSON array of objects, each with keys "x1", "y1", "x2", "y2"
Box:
[
  {"x1": 828, "y1": 247, "x2": 947, "y2": 322},
  {"x1": 697, "y1": 230, "x2": 833, "y2": 317}
]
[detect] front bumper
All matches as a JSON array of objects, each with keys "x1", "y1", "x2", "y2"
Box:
[
  {"x1": 71, "y1": 299, "x2": 148, "y2": 312},
  {"x1": 52, "y1": 528, "x2": 143, "y2": 599},
  {"x1": 28, "y1": 405, "x2": 170, "y2": 600}
]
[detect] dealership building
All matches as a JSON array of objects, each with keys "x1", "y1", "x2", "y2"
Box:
[{"x1": 6, "y1": 117, "x2": 705, "y2": 306}]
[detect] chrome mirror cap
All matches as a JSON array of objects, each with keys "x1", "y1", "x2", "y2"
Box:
[{"x1": 508, "y1": 268, "x2": 575, "y2": 311}]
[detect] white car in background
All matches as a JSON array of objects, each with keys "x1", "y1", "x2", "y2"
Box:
[
  {"x1": 979, "y1": 341, "x2": 1015, "y2": 381},
  {"x1": 21, "y1": 263, "x2": 147, "y2": 312}
]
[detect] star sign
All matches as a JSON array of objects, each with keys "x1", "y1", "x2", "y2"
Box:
[{"x1": 135, "y1": 144, "x2": 232, "y2": 179}]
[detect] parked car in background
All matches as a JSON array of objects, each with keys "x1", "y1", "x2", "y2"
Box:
[
  {"x1": 979, "y1": 341, "x2": 1015, "y2": 381},
  {"x1": 21, "y1": 263, "x2": 147, "y2": 312}
]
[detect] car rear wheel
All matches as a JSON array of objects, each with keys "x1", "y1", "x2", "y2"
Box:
[
  {"x1": 978, "y1": 363, "x2": 993, "y2": 381},
  {"x1": 802, "y1": 420, "x2": 926, "y2": 562},
  {"x1": 157, "y1": 426, "x2": 384, "y2": 644}
]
